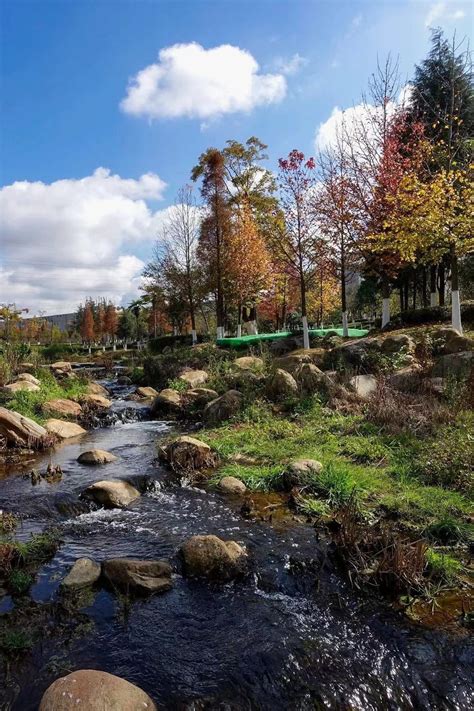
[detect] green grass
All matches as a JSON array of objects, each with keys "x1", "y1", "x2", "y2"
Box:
[
  {"x1": 425, "y1": 549, "x2": 463, "y2": 582},
  {"x1": 0, "y1": 629, "x2": 34, "y2": 655},
  {"x1": 201, "y1": 396, "x2": 473, "y2": 534},
  {"x1": 8, "y1": 570, "x2": 34, "y2": 595},
  {"x1": 0, "y1": 369, "x2": 88, "y2": 424}
]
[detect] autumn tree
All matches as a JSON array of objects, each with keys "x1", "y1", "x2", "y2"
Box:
[
  {"x1": 81, "y1": 301, "x2": 95, "y2": 344},
  {"x1": 273, "y1": 150, "x2": 317, "y2": 349},
  {"x1": 104, "y1": 303, "x2": 118, "y2": 343}
]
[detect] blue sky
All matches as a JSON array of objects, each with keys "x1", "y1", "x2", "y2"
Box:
[{"x1": 1, "y1": 0, "x2": 472, "y2": 314}]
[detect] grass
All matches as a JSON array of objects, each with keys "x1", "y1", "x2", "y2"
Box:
[
  {"x1": 0, "y1": 629, "x2": 34, "y2": 655},
  {"x1": 0, "y1": 530, "x2": 60, "y2": 575},
  {"x1": 425, "y1": 549, "x2": 463, "y2": 582},
  {"x1": 8, "y1": 569, "x2": 34, "y2": 595},
  {"x1": 0, "y1": 368, "x2": 88, "y2": 424},
  {"x1": 201, "y1": 396, "x2": 473, "y2": 535}
]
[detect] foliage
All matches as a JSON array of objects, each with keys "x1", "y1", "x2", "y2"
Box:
[{"x1": 8, "y1": 569, "x2": 34, "y2": 595}]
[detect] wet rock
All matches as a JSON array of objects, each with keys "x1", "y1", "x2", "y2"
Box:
[
  {"x1": 381, "y1": 334, "x2": 415, "y2": 354},
  {"x1": 136, "y1": 386, "x2": 159, "y2": 399},
  {"x1": 349, "y1": 374, "x2": 378, "y2": 399},
  {"x1": 179, "y1": 369, "x2": 209, "y2": 388},
  {"x1": 117, "y1": 375, "x2": 132, "y2": 385},
  {"x1": 282, "y1": 459, "x2": 323, "y2": 491},
  {"x1": 16, "y1": 372, "x2": 40, "y2": 386},
  {"x1": 86, "y1": 381, "x2": 109, "y2": 396},
  {"x1": 0, "y1": 407, "x2": 49, "y2": 448},
  {"x1": 181, "y1": 534, "x2": 248, "y2": 581},
  {"x1": 39, "y1": 669, "x2": 157, "y2": 711},
  {"x1": 203, "y1": 390, "x2": 244, "y2": 425},
  {"x1": 61, "y1": 558, "x2": 101, "y2": 591},
  {"x1": 159, "y1": 436, "x2": 216, "y2": 472},
  {"x1": 265, "y1": 369, "x2": 298, "y2": 402},
  {"x1": 80, "y1": 394, "x2": 112, "y2": 409},
  {"x1": 218, "y1": 476, "x2": 247, "y2": 495},
  {"x1": 83, "y1": 479, "x2": 140, "y2": 508},
  {"x1": 42, "y1": 398, "x2": 82, "y2": 418},
  {"x1": 432, "y1": 351, "x2": 473, "y2": 378},
  {"x1": 152, "y1": 388, "x2": 182, "y2": 414},
  {"x1": 3, "y1": 380, "x2": 40, "y2": 394},
  {"x1": 233, "y1": 356, "x2": 264, "y2": 370},
  {"x1": 45, "y1": 419, "x2": 87, "y2": 439},
  {"x1": 77, "y1": 449, "x2": 118, "y2": 465},
  {"x1": 184, "y1": 388, "x2": 219, "y2": 408},
  {"x1": 103, "y1": 558, "x2": 173, "y2": 595}
]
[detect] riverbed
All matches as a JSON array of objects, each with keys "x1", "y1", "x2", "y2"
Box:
[{"x1": 0, "y1": 385, "x2": 472, "y2": 710}]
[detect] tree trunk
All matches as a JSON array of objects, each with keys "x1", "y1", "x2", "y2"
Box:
[
  {"x1": 412, "y1": 268, "x2": 417, "y2": 310},
  {"x1": 237, "y1": 302, "x2": 242, "y2": 338},
  {"x1": 438, "y1": 262, "x2": 445, "y2": 307},
  {"x1": 381, "y1": 274, "x2": 391, "y2": 328},
  {"x1": 341, "y1": 249, "x2": 349, "y2": 338},
  {"x1": 422, "y1": 267, "x2": 428, "y2": 308},
  {"x1": 450, "y1": 250, "x2": 462, "y2": 334},
  {"x1": 300, "y1": 275, "x2": 310, "y2": 349},
  {"x1": 429, "y1": 265, "x2": 438, "y2": 307}
]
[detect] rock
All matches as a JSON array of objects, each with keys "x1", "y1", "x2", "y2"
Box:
[
  {"x1": 45, "y1": 419, "x2": 87, "y2": 439},
  {"x1": 152, "y1": 388, "x2": 182, "y2": 414},
  {"x1": 432, "y1": 351, "x2": 473, "y2": 378},
  {"x1": 203, "y1": 390, "x2": 244, "y2": 425},
  {"x1": 103, "y1": 558, "x2": 172, "y2": 595},
  {"x1": 179, "y1": 369, "x2": 209, "y2": 388},
  {"x1": 0, "y1": 407, "x2": 49, "y2": 448},
  {"x1": 432, "y1": 327, "x2": 474, "y2": 354},
  {"x1": 218, "y1": 476, "x2": 247, "y2": 495},
  {"x1": 282, "y1": 459, "x2": 323, "y2": 491},
  {"x1": 427, "y1": 377, "x2": 446, "y2": 395},
  {"x1": 39, "y1": 669, "x2": 157, "y2": 711},
  {"x1": 184, "y1": 388, "x2": 219, "y2": 408},
  {"x1": 349, "y1": 374, "x2": 378, "y2": 399},
  {"x1": 224, "y1": 370, "x2": 262, "y2": 391},
  {"x1": 388, "y1": 366, "x2": 423, "y2": 392},
  {"x1": 18, "y1": 362, "x2": 35, "y2": 372},
  {"x1": 61, "y1": 558, "x2": 101, "y2": 591},
  {"x1": 117, "y1": 375, "x2": 132, "y2": 385},
  {"x1": 181, "y1": 534, "x2": 247, "y2": 581},
  {"x1": 233, "y1": 356, "x2": 264, "y2": 370},
  {"x1": 3, "y1": 380, "x2": 40, "y2": 394},
  {"x1": 228, "y1": 453, "x2": 259, "y2": 466},
  {"x1": 50, "y1": 361, "x2": 72, "y2": 373},
  {"x1": 80, "y1": 394, "x2": 111, "y2": 409},
  {"x1": 86, "y1": 381, "x2": 109, "y2": 396},
  {"x1": 77, "y1": 449, "x2": 118, "y2": 465},
  {"x1": 83, "y1": 479, "x2": 140, "y2": 508},
  {"x1": 159, "y1": 436, "x2": 215, "y2": 472},
  {"x1": 16, "y1": 372, "x2": 40, "y2": 385},
  {"x1": 136, "y1": 386, "x2": 159, "y2": 399},
  {"x1": 274, "y1": 353, "x2": 312, "y2": 374},
  {"x1": 381, "y1": 334, "x2": 415, "y2": 354},
  {"x1": 42, "y1": 399, "x2": 82, "y2": 418},
  {"x1": 293, "y1": 363, "x2": 326, "y2": 395},
  {"x1": 265, "y1": 369, "x2": 298, "y2": 402}
]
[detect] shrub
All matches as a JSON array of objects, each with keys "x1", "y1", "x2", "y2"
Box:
[
  {"x1": 425, "y1": 517, "x2": 471, "y2": 545},
  {"x1": 384, "y1": 301, "x2": 474, "y2": 329},
  {"x1": 40, "y1": 343, "x2": 78, "y2": 361},
  {"x1": 148, "y1": 334, "x2": 209, "y2": 354}
]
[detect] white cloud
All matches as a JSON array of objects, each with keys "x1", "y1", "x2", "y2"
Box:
[
  {"x1": 273, "y1": 53, "x2": 307, "y2": 76},
  {"x1": 0, "y1": 168, "x2": 169, "y2": 314},
  {"x1": 425, "y1": 2, "x2": 465, "y2": 27},
  {"x1": 120, "y1": 42, "x2": 287, "y2": 120}
]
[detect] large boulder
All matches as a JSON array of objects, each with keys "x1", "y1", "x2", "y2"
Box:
[
  {"x1": 86, "y1": 381, "x2": 109, "y2": 397},
  {"x1": 282, "y1": 459, "x2": 323, "y2": 491},
  {"x1": 265, "y1": 369, "x2": 298, "y2": 402},
  {"x1": 16, "y1": 372, "x2": 40, "y2": 386},
  {"x1": 39, "y1": 669, "x2": 157, "y2": 711},
  {"x1": 42, "y1": 398, "x2": 82, "y2": 418},
  {"x1": 103, "y1": 558, "x2": 172, "y2": 595},
  {"x1": 432, "y1": 351, "x2": 474, "y2": 378},
  {"x1": 45, "y1": 419, "x2": 87, "y2": 439},
  {"x1": 77, "y1": 449, "x2": 118, "y2": 465},
  {"x1": 181, "y1": 534, "x2": 248, "y2": 581},
  {"x1": 159, "y1": 436, "x2": 216, "y2": 472},
  {"x1": 218, "y1": 476, "x2": 247, "y2": 495},
  {"x1": 152, "y1": 388, "x2": 182, "y2": 415},
  {"x1": 83, "y1": 479, "x2": 140, "y2": 508},
  {"x1": 50, "y1": 361, "x2": 73, "y2": 375},
  {"x1": 233, "y1": 356, "x2": 264, "y2": 371},
  {"x1": 3, "y1": 380, "x2": 40, "y2": 394},
  {"x1": 293, "y1": 363, "x2": 327, "y2": 396},
  {"x1": 179, "y1": 369, "x2": 209, "y2": 388},
  {"x1": 0, "y1": 407, "x2": 49, "y2": 448},
  {"x1": 80, "y1": 394, "x2": 111, "y2": 409},
  {"x1": 184, "y1": 388, "x2": 219, "y2": 408},
  {"x1": 432, "y1": 327, "x2": 474, "y2": 355},
  {"x1": 381, "y1": 334, "x2": 415, "y2": 354},
  {"x1": 274, "y1": 353, "x2": 312, "y2": 375},
  {"x1": 136, "y1": 386, "x2": 159, "y2": 399},
  {"x1": 349, "y1": 374, "x2": 378, "y2": 400},
  {"x1": 203, "y1": 390, "x2": 244, "y2": 425},
  {"x1": 61, "y1": 558, "x2": 101, "y2": 591},
  {"x1": 388, "y1": 365, "x2": 423, "y2": 392}
]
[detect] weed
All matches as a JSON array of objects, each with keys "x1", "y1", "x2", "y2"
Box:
[
  {"x1": 425, "y1": 549, "x2": 462, "y2": 582},
  {"x1": 0, "y1": 629, "x2": 34, "y2": 655},
  {"x1": 167, "y1": 377, "x2": 189, "y2": 393},
  {"x1": 8, "y1": 570, "x2": 34, "y2": 595},
  {"x1": 425, "y1": 517, "x2": 472, "y2": 545},
  {"x1": 310, "y1": 463, "x2": 358, "y2": 507}
]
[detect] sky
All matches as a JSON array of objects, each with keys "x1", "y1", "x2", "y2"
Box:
[{"x1": 1, "y1": 0, "x2": 472, "y2": 315}]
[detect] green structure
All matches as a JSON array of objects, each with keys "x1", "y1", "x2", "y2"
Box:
[{"x1": 217, "y1": 327, "x2": 369, "y2": 349}]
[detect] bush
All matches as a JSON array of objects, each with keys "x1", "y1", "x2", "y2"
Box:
[
  {"x1": 384, "y1": 301, "x2": 474, "y2": 329},
  {"x1": 425, "y1": 517, "x2": 471, "y2": 545},
  {"x1": 40, "y1": 343, "x2": 79, "y2": 361},
  {"x1": 148, "y1": 334, "x2": 210, "y2": 354}
]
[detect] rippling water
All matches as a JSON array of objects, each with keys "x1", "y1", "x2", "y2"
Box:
[{"x1": 0, "y1": 391, "x2": 472, "y2": 710}]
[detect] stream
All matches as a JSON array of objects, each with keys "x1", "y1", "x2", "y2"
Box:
[{"x1": 0, "y1": 381, "x2": 472, "y2": 710}]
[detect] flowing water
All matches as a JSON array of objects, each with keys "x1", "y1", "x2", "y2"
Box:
[{"x1": 0, "y1": 383, "x2": 472, "y2": 710}]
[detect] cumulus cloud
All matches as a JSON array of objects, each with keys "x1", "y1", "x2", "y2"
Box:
[
  {"x1": 425, "y1": 2, "x2": 465, "y2": 27},
  {"x1": 0, "y1": 168, "x2": 169, "y2": 314},
  {"x1": 120, "y1": 42, "x2": 287, "y2": 120}
]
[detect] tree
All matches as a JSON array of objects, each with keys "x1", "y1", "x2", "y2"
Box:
[
  {"x1": 273, "y1": 150, "x2": 317, "y2": 349},
  {"x1": 96, "y1": 301, "x2": 106, "y2": 343},
  {"x1": 117, "y1": 308, "x2": 137, "y2": 342},
  {"x1": 104, "y1": 303, "x2": 118, "y2": 343},
  {"x1": 81, "y1": 302, "x2": 95, "y2": 344},
  {"x1": 192, "y1": 149, "x2": 231, "y2": 339}
]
